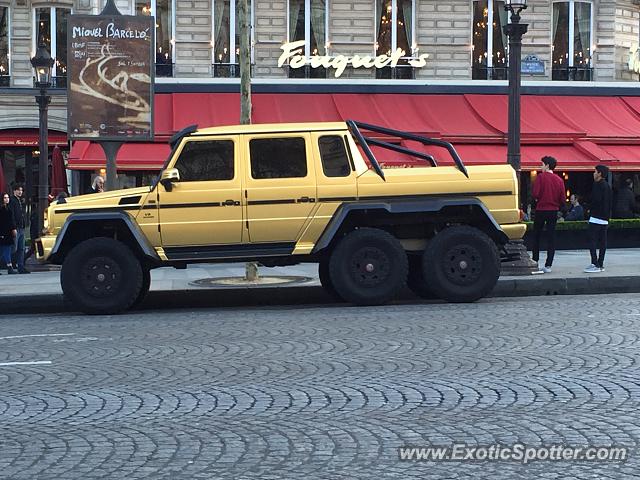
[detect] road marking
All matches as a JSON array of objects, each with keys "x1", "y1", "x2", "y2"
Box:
[
  {"x1": 0, "y1": 361, "x2": 52, "y2": 367},
  {"x1": 0, "y1": 333, "x2": 76, "y2": 340}
]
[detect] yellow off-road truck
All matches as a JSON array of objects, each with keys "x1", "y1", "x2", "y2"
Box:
[{"x1": 37, "y1": 121, "x2": 525, "y2": 314}]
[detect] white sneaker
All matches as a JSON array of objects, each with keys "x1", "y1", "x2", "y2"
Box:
[
  {"x1": 584, "y1": 264, "x2": 602, "y2": 273},
  {"x1": 542, "y1": 266, "x2": 552, "y2": 274}
]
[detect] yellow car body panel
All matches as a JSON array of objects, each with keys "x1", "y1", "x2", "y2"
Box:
[{"x1": 37, "y1": 122, "x2": 524, "y2": 264}]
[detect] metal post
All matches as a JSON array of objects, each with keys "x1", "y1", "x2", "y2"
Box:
[
  {"x1": 500, "y1": 6, "x2": 537, "y2": 276},
  {"x1": 101, "y1": 142, "x2": 122, "y2": 191},
  {"x1": 36, "y1": 86, "x2": 51, "y2": 236},
  {"x1": 504, "y1": 12, "x2": 528, "y2": 184}
]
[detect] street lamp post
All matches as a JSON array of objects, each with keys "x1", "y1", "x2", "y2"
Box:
[
  {"x1": 501, "y1": 0, "x2": 537, "y2": 275},
  {"x1": 503, "y1": 0, "x2": 528, "y2": 183},
  {"x1": 30, "y1": 41, "x2": 54, "y2": 237}
]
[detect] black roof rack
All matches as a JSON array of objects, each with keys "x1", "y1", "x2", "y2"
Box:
[{"x1": 345, "y1": 120, "x2": 469, "y2": 181}]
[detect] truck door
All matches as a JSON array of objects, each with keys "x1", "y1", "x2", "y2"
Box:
[
  {"x1": 244, "y1": 133, "x2": 317, "y2": 243},
  {"x1": 157, "y1": 136, "x2": 243, "y2": 246}
]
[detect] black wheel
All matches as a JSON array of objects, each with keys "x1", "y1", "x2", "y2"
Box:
[
  {"x1": 61, "y1": 238, "x2": 143, "y2": 315},
  {"x1": 319, "y1": 258, "x2": 342, "y2": 300},
  {"x1": 407, "y1": 254, "x2": 438, "y2": 300},
  {"x1": 423, "y1": 226, "x2": 500, "y2": 303},
  {"x1": 131, "y1": 267, "x2": 151, "y2": 309},
  {"x1": 329, "y1": 228, "x2": 408, "y2": 306}
]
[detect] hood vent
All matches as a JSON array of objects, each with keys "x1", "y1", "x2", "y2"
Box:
[{"x1": 119, "y1": 196, "x2": 142, "y2": 205}]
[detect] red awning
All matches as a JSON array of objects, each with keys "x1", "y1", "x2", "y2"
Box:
[
  {"x1": 0, "y1": 129, "x2": 68, "y2": 147},
  {"x1": 68, "y1": 92, "x2": 640, "y2": 172},
  {"x1": 67, "y1": 141, "x2": 171, "y2": 170}
]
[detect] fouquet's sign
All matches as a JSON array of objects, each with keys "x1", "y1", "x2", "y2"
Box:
[
  {"x1": 278, "y1": 41, "x2": 429, "y2": 78},
  {"x1": 67, "y1": 12, "x2": 154, "y2": 141}
]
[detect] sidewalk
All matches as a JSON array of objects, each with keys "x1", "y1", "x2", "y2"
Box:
[{"x1": 1, "y1": 249, "x2": 638, "y2": 301}]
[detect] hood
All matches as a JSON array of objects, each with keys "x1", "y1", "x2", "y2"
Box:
[{"x1": 52, "y1": 186, "x2": 152, "y2": 208}]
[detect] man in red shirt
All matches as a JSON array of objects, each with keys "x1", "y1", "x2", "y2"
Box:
[{"x1": 531, "y1": 156, "x2": 566, "y2": 273}]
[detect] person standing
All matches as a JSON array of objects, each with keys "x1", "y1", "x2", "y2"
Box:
[
  {"x1": 531, "y1": 156, "x2": 566, "y2": 273},
  {"x1": 0, "y1": 192, "x2": 17, "y2": 275},
  {"x1": 8, "y1": 182, "x2": 29, "y2": 274},
  {"x1": 584, "y1": 165, "x2": 612, "y2": 273}
]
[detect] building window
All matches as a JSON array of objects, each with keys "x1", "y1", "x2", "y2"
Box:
[
  {"x1": 136, "y1": 0, "x2": 175, "y2": 77},
  {"x1": 375, "y1": 0, "x2": 415, "y2": 79},
  {"x1": 472, "y1": 1, "x2": 508, "y2": 80},
  {"x1": 212, "y1": 0, "x2": 254, "y2": 78},
  {"x1": 552, "y1": 1, "x2": 593, "y2": 81},
  {"x1": 0, "y1": 6, "x2": 8, "y2": 87},
  {"x1": 34, "y1": 7, "x2": 71, "y2": 88},
  {"x1": 288, "y1": 0, "x2": 327, "y2": 78}
]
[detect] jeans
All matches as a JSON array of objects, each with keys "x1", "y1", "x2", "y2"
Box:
[
  {"x1": 0, "y1": 244, "x2": 11, "y2": 266},
  {"x1": 532, "y1": 210, "x2": 558, "y2": 267},
  {"x1": 588, "y1": 223, "x2": 608, "y2": 268},
  {"x1": 11, "y1": 228, "x2": 25, "y2": 270}
]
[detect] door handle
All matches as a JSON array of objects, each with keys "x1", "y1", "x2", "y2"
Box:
[
  {"x1": 223, "y1": 199, "x2": 239, "y2": 206},
  {"x1": 297, "y1": 196, "x2": 315, "y2": 203}
]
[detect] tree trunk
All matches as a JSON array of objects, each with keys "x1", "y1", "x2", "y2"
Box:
[{"x1": 238, "y1": 0, "x2": 258, "y2": 281}]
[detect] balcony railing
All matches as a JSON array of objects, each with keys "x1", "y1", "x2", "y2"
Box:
[
  {"x1": 212, "y1": 63, "x2": 240, "y2": 78},
  {"x1": 288, "y1": 65, "x2": 327, "y2": 79},
  {"x1": 552, "y1": 66, "x2": 594, "y2": 81},
  {"x1": 472, "y1": 65, "x2": 508, "y2": 80},
  {"x1": 155, "y1": 62, "x2": 175, "y2": 77},
  {"x1": 375, "y1": 65, "x2": 416, "y2": 80},
  {"x1": 32, "y1": 76, "x2": 67, "y2": 88}
]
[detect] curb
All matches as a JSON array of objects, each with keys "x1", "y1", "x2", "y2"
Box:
[
  {"x1": 491, "y1": 275, "x2": 640, "y2": 297},
  {"x1": 2, "y1": 275, "x2": 639, "y2": 315}
]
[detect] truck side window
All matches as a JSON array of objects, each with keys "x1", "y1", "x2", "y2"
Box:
[
  {"x1": 174, "y1": 140, "x2": 234, "y2": 181},
  {"x1": 250, "y1": 137, "x2": 307, "y2": 179},
  {"x1": 319, "y1": 136, "x2": 351, "y2": 177}
]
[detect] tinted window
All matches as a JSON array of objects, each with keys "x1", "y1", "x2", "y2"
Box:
[
  {"x1": 319, "y1": 136, "x2": 351, "y2": 177},
  {"x1": 250, "y1": 137, "x2": 307, "y2": 179},
  {"x1": 174, "y1": 140, "x2": 234, "y2": 181}
]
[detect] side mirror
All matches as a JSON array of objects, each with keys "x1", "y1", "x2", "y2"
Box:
[{"x1": 160, "y1": 168, "x2": 180, "y2": 191}]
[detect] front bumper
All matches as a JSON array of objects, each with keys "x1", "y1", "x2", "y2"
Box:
[
  {"x1": 501, "y1": 223, "x2": 527, "y2": 241},
  {"x1": 35, "y1": 235, "x2": 57, "y2": 263}
]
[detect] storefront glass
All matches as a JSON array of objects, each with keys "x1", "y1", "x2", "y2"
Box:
[
  {"x1": 552, "y1": 1, "x2": 592, "y2": 81},
  {"x1": 136, "y1": 0, "x2": 174, "y2": 76},
  {"x1": 0, "y1": 7, "x2": 8, "y2": 86},
  {"x1": 375, "y1": 0, "x2": 413, "y2": 79},
  {"x1": 35, "y1": 7, "x2": 70, "y2": 87},
  {"x1": 472, "y1": 1, "x2": 507, "y2": 80},
  {"x1": 288, "y1": 0, "x2": 326, "y2": 78}
]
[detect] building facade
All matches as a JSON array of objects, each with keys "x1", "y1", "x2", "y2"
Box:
[{"x1": 1, "y1": 0, "x2": 640, "y2": 199}]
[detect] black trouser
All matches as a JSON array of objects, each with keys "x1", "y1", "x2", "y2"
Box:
[
  {"x1": 532, "y1": 210, "x2": 558, "y2": 267},
  {"x1": 588, "y1": 222, "x2": 608, "y2": 268}
]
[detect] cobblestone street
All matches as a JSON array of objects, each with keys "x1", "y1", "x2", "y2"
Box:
[{"x1": 1, "y1": 294, "x2": 639, "y2": 479}]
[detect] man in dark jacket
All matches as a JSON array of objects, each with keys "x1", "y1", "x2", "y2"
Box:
[
  {"x1": 531, "y1": 156, "x2": 566, "y2": 273},
  {"x1": 613, "y1": 178, "x2": 637, "y2": 218},
  {"x1": 584, "y1": 165, "x2": 612, "y2": 273},
  {"x1": 8, "y1": 182, "x2": 29, "y2": 274}
]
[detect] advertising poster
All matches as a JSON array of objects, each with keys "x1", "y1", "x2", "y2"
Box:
[{"x1": 67, "y1": 14, "x2": 154, "y2": 141}]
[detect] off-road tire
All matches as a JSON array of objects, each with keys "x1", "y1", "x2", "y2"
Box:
[
  {"x1": 329, "y1": 228, "x2": 408, "y2": 306},
  {"x1": 61, "y1": 238, "x2": 143, "y2": 315},
  {"x1": 423, "y1": 226, "x2": 500, "y2": 303},
  {"x1": 131, "y1": 267, "x2": 151, "y2": 309},
  {"x1": 407, "y1": 253, "x2": 438, "y2": 300},
  {"x1": 319, "y1": 257, "x2": 342, "y2": 300}
]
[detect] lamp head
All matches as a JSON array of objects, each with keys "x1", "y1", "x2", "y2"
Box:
[
  {"x1": 30, "y1": 39, "x2": 55, "y2": 87},
  {"x1": 504, "y1": 0, "x2": 527, "y2": 15}
]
